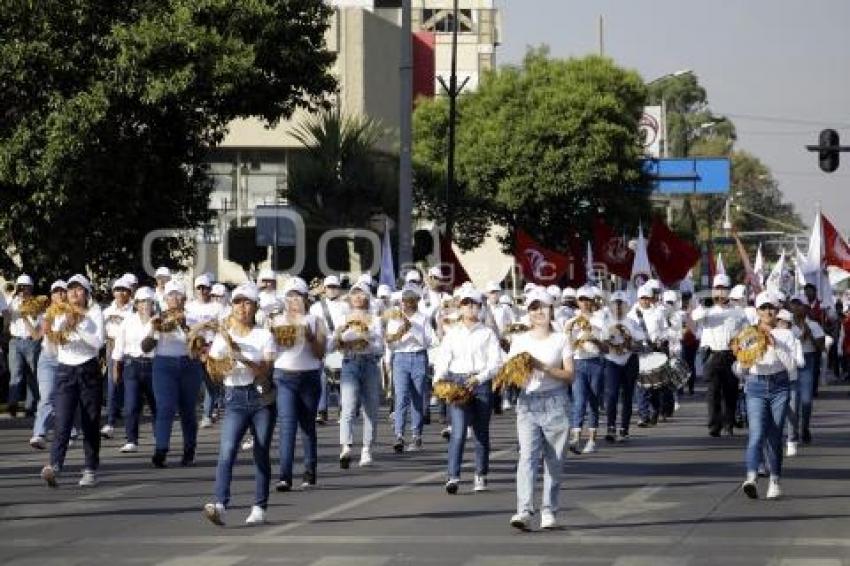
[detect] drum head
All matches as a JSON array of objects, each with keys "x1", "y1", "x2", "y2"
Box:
[
  {"x1": 638, "y1": 352, "x2": 668, "y2": 374},
  {"x1": 324, "y1": 351, "x2": 343, "y2": 370}
]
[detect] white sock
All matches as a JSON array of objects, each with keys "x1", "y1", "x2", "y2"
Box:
[{"x1": 746, "y1": 471, "x2": 757, "y2": 482}]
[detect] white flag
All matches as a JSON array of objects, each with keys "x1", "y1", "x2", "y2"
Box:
[
  {"x1": 804, "y1": 209, "x2": 835, "y2": 309},
  {"x1": 765, "y1": 250, "x2": 786, "y2": 293},
  {"x1": 753, "y1": 244, "x2": 765, "y2": 286},
  {"x1": 379, "y1": 220, "x2": 396, "y2": 291},
  {"x1": 715, "y1": 252, "x2": 726, "y2": 276},
  {"x1": 630, "y1": 224, "x2": 651, "y2": 288},
  {"x1": 585, "y1": 240, "x2": 595, "y2": 284}
]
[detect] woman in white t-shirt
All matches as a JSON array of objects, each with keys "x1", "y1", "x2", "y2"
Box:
[
  {"x1": 271, "y1": 277, "x2": 326, "y2": 492},
  {"x1": 506, "y1": 288, "x2": 574, "y2": 531},
  {"x1": 203, "y1": 284, "x2": 276, "y2": 527}
]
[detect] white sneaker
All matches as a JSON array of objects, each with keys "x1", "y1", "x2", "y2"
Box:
[
  {"x1": 466, "y1": 427, "x2": 473, "y2": 440},
  {"x1": 203, "y1": 502, "x2": 225, "y2": 526},
  {"x1": 200, "y1": 417, "x2": 213, "y2": 429},
  {"x1": 100, "y1": 425, "x2": 114, "y2": 439},
  {"x1": 429, "y1": 395, "x2": 439, "y2": 408},
  {"x1": 786, "y1": 441, "x2": 798, "y2": 457},
  {"x1": 501, "y1": 398, "x2": 512, "y2": 411},
  {"x1": 766, "y1": 480, "x2": 783, "y2": 500},
  {"x1": 473, "y1": 475, "x2": 488, "y2": 492},
  {"x1": 241, "y1": 436, "x2": 254, "y2": 451},
  {"x1": 78, "y1": 469, "x2": 97, "y2": 487},
  {"x1": 510, "y1": 511, "x2": 532, "y2": 531},
  {"x1": 359, "y1": 447, "x2": 373, "y2": 467},
  {"x1": 29, "y1": 435, "x2": 46, "y2": 450},
  {"x1": 540, "y1": 510, "x2": 557, "y2": 530},
  {"x1": 245, "y1": 505, "x2": 266, "y2": 524},
  {"x1": 674, "y1": 401, "x2": 681, "y2": 412},
  {"x1": 120, "y1": 442, "x2": 138, "y2": 453},
  {"x1": 581, "y1": 439, "x2": 597, "y2": 454}
]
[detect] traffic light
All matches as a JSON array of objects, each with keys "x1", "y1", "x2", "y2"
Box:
[{"x1": 818, "y1": 129, "x2": 840, "y2": 173}]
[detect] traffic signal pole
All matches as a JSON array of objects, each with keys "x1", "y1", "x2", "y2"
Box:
[{"x1": 806, "y1": 128, "x2": 850, "y2": 172}]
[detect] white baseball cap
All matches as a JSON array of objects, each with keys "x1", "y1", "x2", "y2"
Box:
[
  {"x1": 458, "y1": 287, "x2": 483, "y2": 304},
  {"x1": 646, "y1": 279, "x2": 662, "y2": 291},
  {"x1": 777, "y1": 309, "x2": 793, "y2": 322},
  {"x1": 258, "y1": 268, "x2": 276, "y2": 282},
  {"x1": 50, "y1": 280, "x2": 67, "y2": 292},
  {"x1": 637, "y1": 285, "x2": 653, "y2": 299},
  {"x1": 194, "y1": 274, "x2": 212, "y2": 289},
  {"x1": 729, "y1": 285, "x2": 747, "y2": 301},
  {"x1": 498, "y1": 293, "x2": 514, "y2": 305},
  {"x1": 526, "y1": 288, "x2": 554, "y2": 307},
  {"x1": 357, "y1": 273, "x2": 374, "y2": 287},
  {"x1": 282, "y1": 277, "x2": 308, "y2": 296},
  {"x1": 134, "y1": 286, "x2": 156, "y2": 302},
  {"x1": 485, "y1": 281, "x2": 501, "y2": 293},
  {"x1": 164, "y1": 280, "x2": 185, "y2": 296},
  {"x1": 546, "y1": 285, "x2": 561, "y2": 300},
  {"x1": 121, "y1": 273, "x2": 139, "y2": 287},
  {"x1": 405, "y1": 270, "x2": 422, "y2": 283},
  {"x1": 662, "y1": 290, "x2": 679, "y2": 304},
  {"x1": 155, "y1": 266, "x2": 172, "y2": 278},
  {"x1": 232, "y1": 284, "x2": 259, "y2": 302},
  {"x1": 350, "y1": 281, "x2": 372, "y2": 296},
  {"x1": 576, "y1": 285, "x2": 596, "y2": 300},
  {"x1": 610, "y1": 290, "x2": 629, "y2": 303},
  {"x1": 323, "y1": 275, "x2": 341, "y2": 287},
  {"x1": 523, "y1": 283, "x2": 537, "y2": 294},
  {"x1": 112, "y1": 277, "x2": 132, "y2": 291},
  {"x1": 562, "y1": 287, "x2": 577, "y2": 299},
  {"x1": 67, "y1": 274, "x2": 92, "y2": 294},
  {"x1": 428, "y1": 266, "x2": 446, "y2": 279},
  {"x1": 15, "y1": 274, "x2": 33, "y2": 287},
  {"x1": 712, "y1": 274, "x2": 732, "y2": 288},
  {"x1": 211, "y1": 283, "x2": 227, "y2": 297},
  {"x1": 401, "y1": 283, "x2": 421, "y2": 298},
  {"x1": 755, "y1": 291, "x2": 777, "y2": 309},
  {"x1": 376, "y1": 284, "x2": 392, "y2": 298}
]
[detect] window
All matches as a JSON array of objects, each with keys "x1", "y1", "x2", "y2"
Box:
[{"x1": 422, "y1": 8, "x2": 473, "y2": 32}]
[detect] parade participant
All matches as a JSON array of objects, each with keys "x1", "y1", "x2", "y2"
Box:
[
  {"x1": 730, "y1": 285, "x2": 758, "y2": 324},
  {"x1": 508, "y1": 288, "x2": 574, "y2": 531},
  {"x1": 603, "y1": 291, "x2": 641, "y2": 442},
  {"x1": 434, "y1": 287, "x2": 502, "y2": 494},
  {"x1": 149, "y1": 280, "x2": 203, "y2": 468},
  {"x1": 111, "y1": 287, "x2": 158, "y2": 453},
  {"x1": 40, "y1": 275, "x2": 104, "y2": 488},
  {"x1": 419, "y1": 267, "x2": 448, "y2": 324},
  {"x1": 554, "y1": 288, "x2": 576, "y2": 329},
  {"x1": 680, "y1": 290, "x2": 700, "y2": 395},
  {"x1": 661, "y1": 289, "x2": 683, "y2": 416},
  {"x1": 203, "y1": 284, "x2": 276, "y2": 526},
  {"x1": 187, "y1": 274, "x2": 224, "y2": 429},
  {"x1": 376, "y1": 284, "x2": 393, "y2": 314},
  {"x1": 802, "y1": 283, "x2": 832, "y2": 397},
  {"x1": 387, "y1": 284, "x2": 437, "y2": 453},
  {"x1": 100, "y1": 277, "x2": 134, "y2": 439},
  {"x1": 309, "y1": 275, "x2": 349, "y2": 425},
  {"x1": 333, "y1": 281, "x2": 384, "y2": 468},
  {"x1": 256, "y1": 269, "x2": 280, "y2": 327},
  {"x1": 629, "y1": 285, "x2": 669, "y2": 427},
  {"x1": 567, "y1": 285, "x2": 607, "y2": 454},
  {"x1": 786, "y1": 293, "x2": 824, "y2": 451},
  {"x1": 154, "y1": 267, "x2": 172, "y2": 311},
  {"x1": 30, "y1": 280, "x2": 68, "y2": 449},
  {"x1": 735, "y1": 292, "x2": 799, "y2": 500},
  {"x1": 211, "y1": 283, "x2": 230, "y2": 317},
  {"x1": 271, "y1": 277, "x2": 326, "y2": 491},
  {"x1": 692, "y1": 274, "x2": 748, "y2": 437},
  {"x1": 5, "y1": 274, "x2": 41, "y2": 417}
]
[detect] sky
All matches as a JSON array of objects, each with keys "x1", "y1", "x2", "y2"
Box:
[{"x1": 494, "y1": 0, "x2": 850, "y2": 240}]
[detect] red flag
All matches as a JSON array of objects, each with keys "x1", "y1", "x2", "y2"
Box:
[
  {"x1": 439, "y1": 236, "x2": 471, "y2": 287},
  {"x1": 592, "y1": 218, "x2": 634, "y2": 279},
  {"x1": 822, "y1": 214, "x2": 850, "y2": 271},
  {"x1": 515, "y1": 229, "x2": 578, "y2": 285},
  {"x1": 647, "y1": 218, "x2": 700, "y2": 286}
]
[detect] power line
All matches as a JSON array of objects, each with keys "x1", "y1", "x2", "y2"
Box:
[{"x1": 719, "y1": 112, "x2": 850, "y2": 128}]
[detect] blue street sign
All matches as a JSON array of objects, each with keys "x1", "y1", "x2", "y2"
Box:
[{"x1": 641, "y1": 157, "x2": 730, "y2": 194}]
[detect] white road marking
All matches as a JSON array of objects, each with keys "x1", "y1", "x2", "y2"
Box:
[{"x1": 580, "y1": 485, "x2": 680, "y2": 520}]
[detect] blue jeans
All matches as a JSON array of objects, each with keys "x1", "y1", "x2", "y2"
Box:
[
  {"x1": 214, "y1": 385, "x2": 274, "y2": 509},
  {"x1": 8, "y1": 337, "x2": 40, "y2": 409},
  {"x1": 604, "y1": 356, "x2": 638, "y2": 433},
  {"x1": 274, "y1": 369, "x2": 321, "y2": 482},
  {"x1": 339, "y1": 354, "x2": 381, "y2": 447},
  {"x1": 33, "y1": 353, "x2": 58, "y2": 438},
  {"x1": 123, "y1": 358, "x2": 157, "y2": 444},
  {"x1": 447, "y1": 379, "x2": 492, "y2": 479},
  {"x1": 392, "y1": 351, "x2": 429, "y2": 438},
  {"x1": 787, "y1": 352, "x2": 816, "y2": 442},
  {"x1": 51, "y1": 358, "x2": 102, "y2": 471},
  {"x1": 516, "y1": 388, "x2": 569, "y2": 515},
  {"x1": 105, "y1": 351, "x2": 124, "y2": 426},
  {"x1": 318, "y1": 366, "x2": 330, "y2": 412},
  {"x1": 152, "y1": 356, "x2": 201, "y2": 453},
  {"x1": 201, "y1": 365, "x2": 221, "y2": 419},
  {"x1": 745, "y1": 372, "x2": 790, "y2": 477},
  {"x1": 571, "y1": 358, "x2": 604, "y2": 429}
]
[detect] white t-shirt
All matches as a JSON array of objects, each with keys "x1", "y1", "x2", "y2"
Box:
[
  {"x1": 564, "y1": 311, "x2": 607, "y2": 360},
  {"x1": 55, "y1": 304, "x2": 104, "y2": 366},
  {"x1": 112, "y1": 314, "x2": 155, "y2": 360},
  {"x1": 209, "y1": 327, "x2": 275, "y2": 387},
  {"x1": 271, "y1": 313, "x2": 323, "y2": 371},
  {"x1": 508, "y1": 331, "x2": 570, "y2": 394},
  {"x1": 793, "y1": 318, "x2": 825, "y2": 354},
  {"x1": 7, "y1": 296, "x2": 41, "y2": 339},
  {"x1": 103, "y1": 301, "x2": 134, "y2": 341},
  {"x1": 387, "y1": 310, "x2": 437, "y2": 354}
]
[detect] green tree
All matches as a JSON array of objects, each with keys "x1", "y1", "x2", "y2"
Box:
[
  {"x1": 0, "y1": 0, "x2": 336, "y2": 286},
  {"x1": 414, "y1": 50, "x2": 652, "y2": 252}
]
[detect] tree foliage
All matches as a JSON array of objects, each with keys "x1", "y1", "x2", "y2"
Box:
[
  {"x1": 414, "y1": 50, "x2": 652, "y2": 252},
  {"x1": 0, "y1": 0, "x2": 336, "y2": 286}
]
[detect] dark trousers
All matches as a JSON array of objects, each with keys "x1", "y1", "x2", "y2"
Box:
[
  {"x1": 51, "y1": 358, "x2": 102, "y2": 471},
  {"x1": 705, "y1": 351, "x2": 738, "y2": 433},
  {"x1": 123, "y1": 358, "x2": 156, "y2": 444},
  {"x1": 812, "y1": 350, "x2": 821, "y2": 396},
  {"x1": 682, "y1": 343, "x2": 698, "y2": 394},
  {"x1": 604, "y1": 355, "x2": 638, "y2": 433}
]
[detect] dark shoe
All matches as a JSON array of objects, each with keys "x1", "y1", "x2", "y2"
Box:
[
  {"x1": 445, "y1": 478, "x2": 459, "y2": 494},
  {"x1": 181, "y1": 447, "x2": 195, "y2": 467},
  {"x1": 393, "y1": 436, "x2": 404, "y2": 454},
  {"x1": 802, "y1": 429, "x2": 812, "y2": 444},
  {"x1": 423, "y1": 412, "x2": 431, "y2": 425},
  {"x1": 339, "y1": 447, "x2": 351, "y2": 469},
  {"x1": 709, "y1": 429, "x2": 721, "y2": 438},
  {"x1": 316, "y1": 411, "x2": 327, "y2": 425},
  {"x1": 636, "y1": 420, "x2": 649, "y2": 428},
  {"x1": 493, "y1": 403, "x2": 503, "y2": 415},
  {"x1": 152, "y1": 450, "x2": 167, "y2": 468},
  {"x1": 604, "y1": 431, "x2": 616, "y2": 444},
  {"x1": 8, "y1": 402, "x2": 18, "y2": 418},
  {"x1": 440, "y1": 426, "x2": 451, "y2": 440},
  {"x1": 649, "y1": 414, "x2": 658, "y2": 426},
  {"x1": 618, "y1": 429, "x2": 630, "y2": 442},
  {"x1": 302, "y1": 470, "x2": 316, "y2": 488},
  {"x1": 275, "y1": 480, "x2": 291, "y2": 492}
]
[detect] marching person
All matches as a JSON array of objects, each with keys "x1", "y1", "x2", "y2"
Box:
[
  {"x1": 40, "y1": 275, "x2": 104, "y2": 488},
  {"x1": 101, "y1": 276, "x2": 134, "y2": 439},
  {"x1": 111, "y1": 287, "x2": 158, "y2": 453},
  {"x1": 308, "y1": 275, "x2": 348, "y2": 425},
  {"x1": 661, "y1": 289, "x2": 683, "y2": 416},
  {"x1": 203, "y1": 284, "x2": 276, "y2": 526},
  {"x1": 187, "y1": 274, "x2": 224, "y2": 429},
  {"x1": 434, "y1": 287, "x2": 502, "y2": 494},
  {"x1": 566, "y1": 285, "x2": 607, "y2": 454},
  {"x1": 256, "y1": 269, "x2": 281, "y2": 327},
  {"x1": 508, "y1": 288, "x2": 574, "y2": 531},
  {"x1": 692, "y1": 274, "x2": 748, "y2": 437},
  {"x1": 735, "y1": 292, "x2": 800, "y2": 500},
  {"x1": 387, "y1": 284, "x2": 437, "y2": 453},
  {"x1": 603, "y1": 291, "x2": 642, "y2": 442},
  {"x1": 5, "y1": 274, "x2": 41, "y2": 417},
  {"x1": 30, "y1": 280, "x2": 68, "y2": 449},
  {"x1": 333, "y1": 280, "x2": 384, "y2": 469},
  {"x1": 628, "y1": 285, "x2": 668, "y2": 427},
  {"x1": 272, "y1": 277, "x2": 326, "y2": 491},
  {"x1": 154, "y1": 267, "x2": 172, "y2": 311},
  {"x1": 786, "y1": 293, "x2": 825, "y2": 452},
  {"x1": 150, "y1": 280, "x2": 203, "y2": 468}
]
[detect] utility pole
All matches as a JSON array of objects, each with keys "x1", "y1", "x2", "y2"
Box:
[{"x1": 398, "y1": 0, "x2": 413, "y2": 268}]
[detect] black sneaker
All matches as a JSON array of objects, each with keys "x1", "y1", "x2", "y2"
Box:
[
  {"x1": 302, "y1": 470, "x2": 316, "y2": 488},
  {"x1": 316, "y1": 411, "x2": 327, "y2": 425},
  {"x1": 709, "y1": 429, "x2": 721, "y2": 437},
  {"x1": 649, "y1": 414, "x2": 658, "y2": 426},
  {"x1": 802, "y1": 429, "x2": 812, "y2": 444},
  {"x1": 636, "y1": 419, "x2": 649, "y2": 428},
  {"x1": 440, "y1": 427, "x2": 451, "y2": 440},
  {"x1": 393, "y1": 437, "x2": 405, "y2": 454},
  {"x1": 181, "y1": 447, "x2": 195, "y2": 467},
  {"x1": 742, "y1": 480, "x2": 758, "y2": 499},
  {"x1": 339, "y1": 447, "x2": 351, "y2": 469},
  {"x1": 275, "y1": 480, "x2": 291, "y2": 492},
  {"x1": 152, "y1": 450, "x2": 167, "y2": 468},
  {"x1": 604, "y1": 431, "x2": 616, "y2": 444},
  {"x1": 445, "y1": 478, "x2": 459, "y2": 494},
  {"x1": 618, "y1": 429, "x2": 629, "y2": 442}
]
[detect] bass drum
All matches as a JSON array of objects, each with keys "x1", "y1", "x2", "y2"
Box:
[
  {"x1": 665, "y1": 355, "x2": 691, "y2": 389},
  {"x1": 638, "y1": 352, "x2": 670, "y2": 389}
]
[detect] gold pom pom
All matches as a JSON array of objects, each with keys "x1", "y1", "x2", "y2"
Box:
[
  {"x1": 433, "y1": 381, "x2": 473, "y2": 405},
  {"x1": 493, "y1": 352, "x2": 535, "y2": 392}
]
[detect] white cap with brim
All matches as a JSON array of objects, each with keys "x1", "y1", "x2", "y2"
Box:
[
  {"x1": 576, "y1": 285, "x2": 596, "y2": 299},
  {"x1": 546, "y1": 285, "x2": 561, "y2": 299},
  {"x1": 458, "y1": 288, "x2": 483, "y2": 304},
  {"x1": 155, "y1": 267, "x2": 172, "y2": 278},
  {"x1": 211, "y1": 283, "x2": 226, "y2": 297},
  {"x1": 729, "y1": 285, "x2": 746, "y2": 301},
  {"x1": 357, "y1": 273, "x2": 374, "y2": 287},
  {"x1": 646, "y1": 279, "x2": 662, "y2": 291},
  {"x1": 662, "y1": 290, "x2": 679, "y2": 304},
  {"x1": 282, "y1": 277, "x2": 308, "y2": 296},
  {"x1": 323, "y1": 275, "x2": 341, "y2": 287},
  {"x1": 376, "y1": 284, "x2": 392, "y2": 298},
  {"x1": 637, "y1": 285, "x2": 653, "y2": 299},
  {"x1": 258, "y1": 269, "x2": 276, "y2": 282},
  {"x1": 777, "y1": 309, "x2": 793, "y2": 322},
  {"x1": 50, "y1": 280, "x2": 67, "y2": 292},
  {"x1": 755, "y1": 291, "x2": 776, "y2": 309},
  {"x1": 523, "y1": 283, "x2": 536, "y2": 293},
  {"x1": 15, "y1": 274, "x2": 34, "y2": 287},
  {"x1": 498, "y1": 294, "x2": 514, "y2": 305},
  {"x1": 164, "y1": 280, "x2": 185, "y2": 296},
  {"x1": 562, "y1": 287, "x2": 577, "y2": 299},
  {"x1": 194, "y1": 274, "x2": 212, "y2": 289},
  {"x1": 232, "y1": 284, "x2": 259, "y2": 303},
  {"x1": 401, "y1": 284, "x2": 421, "y2": 298},
  {"x1": 134, "y1": 287, "x2": 156, "y2": 302},
  {"x1": 485, "y1": 281, "x2": 501, "y2": 293},
  {"x1": 350, "y1": 281, "x2": 372, "y2": 296},
  {"x1": 67, "y1": 274, "x2": 92, "y2": 294},
  {"x1": 122, "y1": 273, "x2": 139, "y2": 287},
  {"x1": 526, "y1": 288, "x2": 554, "y2": 307},
  {"x1": 713, "y1": 274, "x2": 732, "y2": 288},
  {"x1": 405, "y1": 270, "x2": 422, "y2": 283},
  {"x1": 112, "y1": 277, "x2": 131, "y2": 291}
]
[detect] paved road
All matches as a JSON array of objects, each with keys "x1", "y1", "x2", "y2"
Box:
[{"x1": 1, "y1": 382, "x2": 849, "y2": 566}]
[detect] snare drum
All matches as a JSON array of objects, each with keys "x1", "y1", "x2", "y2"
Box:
[
  {"x1": 323, "y1": 351, "x2": 343, "y2": 386},
  {"x1": 638, "y1": 352, "x2": 670, "y2": 389}
]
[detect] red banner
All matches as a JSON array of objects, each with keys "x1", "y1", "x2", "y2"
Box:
[
  {"x1": 647, "y1": 218, "x2": 700, "y2": 286},
  {"x1": 515, "y1": 229, "x2": 579, "y2": 286},
  {"x1": 592, "y1": 218, "x2": 634, "y2": 279},
  {"x1": 439, "y1": 236, "x2": 471, "y2": 287},
  {"x1": 823, "y1": 214, "x2": 850, "y2": 271}
]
